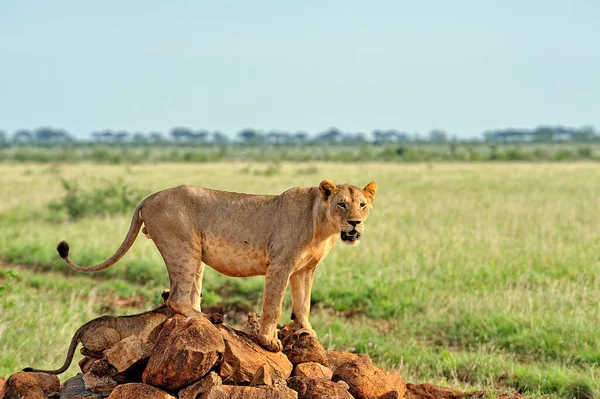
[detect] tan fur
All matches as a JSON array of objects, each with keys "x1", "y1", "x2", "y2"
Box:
[
  {"x1": 23, "y1": 302, "x2": 174, "y2": 374},
  {"x1": 58, "y1": 180, "x2": 377, "y2": 351}
]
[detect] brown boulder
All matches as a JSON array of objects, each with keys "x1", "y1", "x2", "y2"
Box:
[
  {"x1": 326, "y1": 352, "x2": 359, "y2": 372},
  {"x1": 287, "y1": 376, "x2": 353, "y2": 399},
  {"x1": 83, "y1": 359, "x2": 118, "y2": 394},
  {"x1": 282, "y1": 329, "x2": 328, "y2": 366},
  {"x1": 293, "y1": 362, "x2": 333, "y2": 380},
  {"x1": 1, "y1": 371, "x2": 60, "y2": 399},
  {"x1": 0, "y1": 378, "x2": 5, "y2": 397},
  {"x1": 217, "y1": 325, "x2": 292, "y2": 385},
  {"x1": 106, "y1": 335, "x2": 152, "y2": 373},
  {"x1": 178, "y1": 372, "x2": 222, "y2": 399},
  {"x1": 250, "y1": 364, "x2": 289, "y2": 387},
  {"x1": 108, "y1": 383, "x2": 175, "y2": 399},
  {"x1": 332, "y1": 354, "x2": 406, "y2": 399},
  {"x1": 142, "y1": 315, "x2": 225, "y2": 391},
  {"x1": 201, "y1": 385, "x2": 298, "y2": 399}
]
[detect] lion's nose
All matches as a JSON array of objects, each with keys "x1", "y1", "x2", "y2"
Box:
[{"x1": 348, "y1": 220, "x2": 361, "y2": 227}]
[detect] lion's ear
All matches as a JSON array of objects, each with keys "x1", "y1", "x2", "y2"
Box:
[
  {"x1": 363, "y1": 182, "x2": 378, "y2": 202},
  {"x1": 319, "y1": 180, "x2": 337, "y2": 201}
]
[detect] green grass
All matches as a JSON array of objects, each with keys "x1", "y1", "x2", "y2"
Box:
[{"x1": 0, "y1": 162, "x2": 599, "y2": 398}]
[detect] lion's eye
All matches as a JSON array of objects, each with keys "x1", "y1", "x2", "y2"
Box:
[
  {"x1": 360, "y1": 203, "x2": 367, "y2": 209},
  {"x1": 337, "y1": 203, "x2": 347, "y2": 209}
]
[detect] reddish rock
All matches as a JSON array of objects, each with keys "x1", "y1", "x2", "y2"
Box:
[
  {"x1": 287, "y1": 376, "x2": 353, "y2": 399},
  {"x1": 332, "y1": 354, "x2": 406, "y2": 399},
  {"x1": 1, "y1": 371, "x2": 60, "y2": 399},
  {"x1": 217, "y1": 325, "x2": 292, "y2": 385},
  {"x1": 106, "y1": 336, "x2": 152, "y2": 373},
  {"x1": 178, "y1": 372, "x2": 222, "y2": 399},
  {"x1": 0, "y1": 378, "x2": 5, "y2": 397},
  {"x1": 201, "y1": 385, "x2": 298, "y2": 399},
  {"x1": 83, "y1": 358, "x2": 118, "y2": 394},
  {"x1": 326, "y1": 352, "x2": 359, "y2": 372},
  {"x1": 250, "y1": 364, "x2": 288, "y2": 387},
  {"x1": 142, "y1": 315, "x2": 225, "y2": 391},
  {"x1": 282, "y1": 329, "x2": 328, "y2": 367},
  {"x1": 108, "y1": 383, "x2": 175, "y2": 398},
  {"x1": 292, "y1": 362, "x2": 333, "y2": 380}
]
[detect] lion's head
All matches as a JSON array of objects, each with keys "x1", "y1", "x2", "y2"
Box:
[{"x1": 319, "y1": 180, "x2": 378, "y2": 245}]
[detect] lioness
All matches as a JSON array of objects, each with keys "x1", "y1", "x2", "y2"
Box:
[
  {"x1": 23, "y1": 291, "x2": 174, "y2": 374},
  {"x1": 57, "y1": 180, "x2": 377, "y2": 351}
]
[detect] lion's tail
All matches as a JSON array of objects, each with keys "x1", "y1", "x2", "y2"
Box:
[
  {"x1": 57, "y1": 193, "x2": 157, "y2": 273},
  {"x1": 23, "y1": 326, "x2": 83, "y2": 374}
]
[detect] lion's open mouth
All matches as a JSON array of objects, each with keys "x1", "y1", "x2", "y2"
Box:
[{"x1": 341, "y1": 230, "x2": 361, "y2": 244}]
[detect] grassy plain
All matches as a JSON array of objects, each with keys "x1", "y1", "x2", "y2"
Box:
[{"x1": 0, "y1": 162, "x2": 599, "y2": 398}]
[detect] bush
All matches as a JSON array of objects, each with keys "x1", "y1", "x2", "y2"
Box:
[{"x1": 48, "y1": 178, "x2": 146, "y2": 220}]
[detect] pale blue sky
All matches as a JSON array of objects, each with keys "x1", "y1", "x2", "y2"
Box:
[{"x1": 1, "y1": 0, "x2": 598, "y2": 138}]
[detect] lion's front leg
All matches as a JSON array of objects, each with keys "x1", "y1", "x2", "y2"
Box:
[
  {"x1": 289, "y1": 266, "x2": 318, "y2": 337},
  {"x1": 257, "y1": 264, "x2": 291, "y2": 352}
]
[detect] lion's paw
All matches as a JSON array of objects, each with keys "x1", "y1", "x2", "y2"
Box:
[{"x1": 256, "y1": 334, "x2": 283, "y2": 352}]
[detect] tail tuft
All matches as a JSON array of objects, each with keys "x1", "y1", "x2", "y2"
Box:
[
  {"x1": 57, "y1": 241, "x2": 70, "y2": 259},
  {"x1": 22, "y1": 367, "x2": 33, "y2": 372}
]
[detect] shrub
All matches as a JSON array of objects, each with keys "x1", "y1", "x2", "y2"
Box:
[{"x1": 48, "y1": 178, "x2": 146, "y2": 220}]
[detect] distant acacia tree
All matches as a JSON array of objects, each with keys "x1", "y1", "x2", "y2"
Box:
[
  {"x1": 238, "y1": 128, "x2": 264, "y2": 145},
  {"x1": 13, "y1": 129, "x2": 33, "y2": 144},
  {"x1": 133, "y1": 132, "x2": 148, "y2": 144},
  {"x1": 170, "y1": 127, "x2": 194, "y2": 143},
  {"x1": 212, "y1": 131, "x2": 229, "y2": 144},
  {"x1": 148, "y1": 131, "x2": 166, "y2": 144},
  {"x1": 35, "y1": 127, "x2": 72, "y2": 143},
  {"x1": 315, "y1": 127, "x2": 344, "y2": 144},
  {"x1": 429, "y1": 129, "x2": 448, "y2": 144},
  {"x1": 293, "y1": 131, "x2": 308, "y2": 144}
]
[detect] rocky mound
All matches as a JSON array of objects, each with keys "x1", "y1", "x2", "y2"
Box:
[{"x1": 1, "y1": 314, "x2": 406, "y2": 399}]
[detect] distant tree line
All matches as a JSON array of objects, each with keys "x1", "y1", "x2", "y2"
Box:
[{"x1": 0, "y1": 125, "x2": 597, "y2": 147}]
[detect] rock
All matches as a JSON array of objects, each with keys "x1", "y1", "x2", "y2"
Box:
[
  {"x1": 60, "y1": 375, "x2": 102, "y2": 399},
  {"x1": 108, "y1": 383, "x2": 175, "y2": 399},
  {"x1": 106, "y1": 336, "x2": 152, "y2": 373},
  {"x1": 217, "y1": 325, "x2": 292, "y2": 385},
  {"x1": 201, "y1": 385, "x2": 298, "y2": 399},
  {"x1": 292, "y1": 362, "x2": 333, "y2": 380},
  {"x1": 0, "y1": 378, "x2": 5, "y2": 397},
  {"x1": 250, "y1": 364, "x2": 289, "y2": 387},
  {"x1": 83, "y1": 359, "x2": 118, "y2": 394},
  {"x1": 287, "y1": 376, "x2": 353, "y2": 399},
  {"x1": 282, "y1": 329, "x2": 328, "y2": 367},
  {"x1": 332, "y1": 354, "x2": 406, "y2": 399},
  {"x1": 178, "y1": 372, "x2": 222, "y2": 399},
  {"x1": 337, "y1": 381, "x2": 351, "y2": 391},
  {"x1": 326, "y1": 352, "x2": 359, "y2": 372},
  {"x1": 142, "y1": 315, "x2": 225, "y2": 391},
  {"x1": 2, "y1": 371, "x2": 60, "y2": 399}
]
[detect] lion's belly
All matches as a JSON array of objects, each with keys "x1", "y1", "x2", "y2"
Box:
[{"x1": 201, "y1": 236, "x2": 268, "y2": 277}]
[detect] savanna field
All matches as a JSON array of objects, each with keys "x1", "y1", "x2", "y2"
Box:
[{"x1": 0, "y1": 162, "x2": 598, "y2": 398}]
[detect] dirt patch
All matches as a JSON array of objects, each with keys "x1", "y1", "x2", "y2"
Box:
[
  {"x1": 406, "y1": 384, "x2": 527, "y2": 399},
  {"x1": 99, "y1": 296, "x2": 148, "y2": 313}
]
